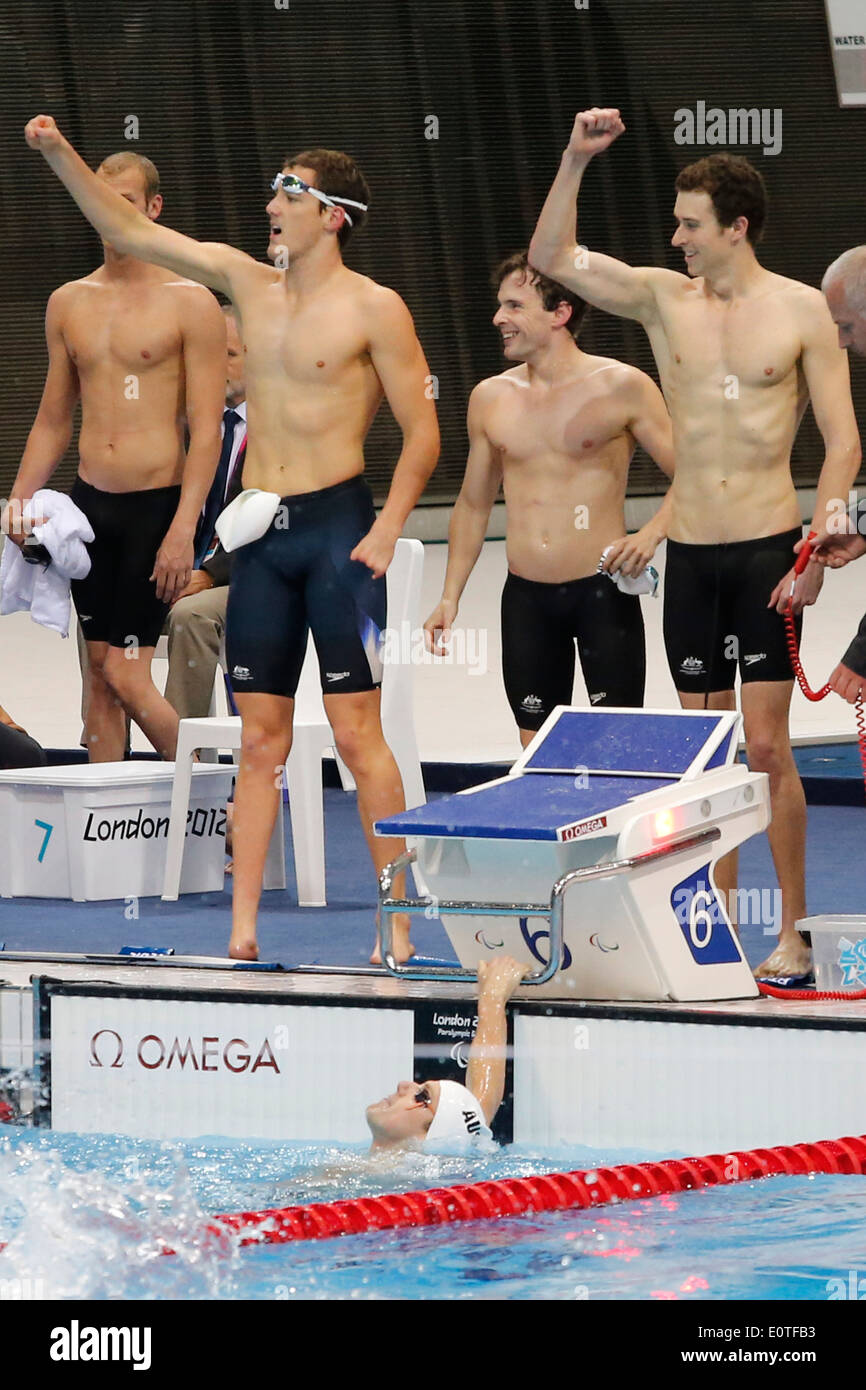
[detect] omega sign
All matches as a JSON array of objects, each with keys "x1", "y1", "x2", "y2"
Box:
[
  {"x1": 89, "y1": 1029, "x2": 279, "y2": 1074},
  {"x1": 559, "y1": 815, "x2": 607, "y2": 842}
]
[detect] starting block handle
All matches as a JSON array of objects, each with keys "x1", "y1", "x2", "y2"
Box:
[{"x1": 378, "y1": 828, "x2": 721, "y2": 985}]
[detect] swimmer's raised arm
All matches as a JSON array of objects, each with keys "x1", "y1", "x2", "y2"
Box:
[
  {"x1": 466, "y1": 956, "x2": 527, "y2": 1126},
  {"x1": 529, "y1": 108, "x2": 678, "y2": 326},
  {"x1": 3, "y1": 287, "x2": 80, "y2": 545},
  {"x1": 25, "y1": 116, "x2": 254, "y2": 298},
  {"x1": 424, "y1": 380, "x2": 503, "y2": 654}
]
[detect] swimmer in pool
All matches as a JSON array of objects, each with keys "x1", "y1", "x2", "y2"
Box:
[{"x1": 365, "y1": 955, "x2": 527, "y2": 1154}]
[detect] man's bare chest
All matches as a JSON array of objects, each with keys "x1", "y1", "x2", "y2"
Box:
[
  {"x1": 657, "y1": 300, "x2": 800, "y2": 390},
  {"x1": 240, "y1": 294, "x2": 371, "y2": 389},
  {"x1": 64, "y1": 292, "x2": 182, "y2": 375},
  {"x1": 487, "y1": 386, "x2": 628, "y2": 460}
]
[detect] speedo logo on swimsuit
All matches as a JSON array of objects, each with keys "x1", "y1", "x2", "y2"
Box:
[
  {"x1": 680, "y1": 656, "x2": 705, "y2": 674},
  {"x1": 589, "y1": 691, "x2": 606, "y2": 705},
  {"x1": 520, "y1": 694, "x2": 543, "y2": 711},
  {"x1": 326, "y1": 671, "x2": 351, "y2": 683},
  {"x1": 743, "y1": 652, "x2": 767, "y2": 667},
  {"x1": 232, "y1": 665, "x2": 252, "y2": 681}
]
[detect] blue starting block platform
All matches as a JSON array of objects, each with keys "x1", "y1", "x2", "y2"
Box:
[{"x1": 376, "y1": 707, "x2": 768, "y2": 1002}]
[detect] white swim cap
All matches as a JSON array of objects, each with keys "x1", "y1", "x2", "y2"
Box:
[
  {"x1": 423, "y1": 1080, "x2": 493, "y2": 1154},
  {"x1": 215, "y1": 488, "x2": 282, "y2": 552}
]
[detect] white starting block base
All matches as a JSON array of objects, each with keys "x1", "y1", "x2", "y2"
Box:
[
  {"x1": 0, "y1": 762, "x2": 234, "y2": 901},
  {"x1": 378, "y1": 708, "x2": 770, "y2": 1002}
]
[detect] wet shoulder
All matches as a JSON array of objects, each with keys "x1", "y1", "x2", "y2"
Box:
[
  {"x1": 472, "y1": 366, "x2": 527, "y2": 404},
  {"x1": 356, "y1": 272, "x2": 409, "y2": 318},
  {"x1": 46, "y1": 275, "x2": 104, "y2": 324},
  {"x1": 577, "y1": 355, "x2": 641, "y2": 397}
]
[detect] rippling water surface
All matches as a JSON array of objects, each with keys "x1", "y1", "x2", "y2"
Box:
[{"x1": 1, "y1": 1130, "x2": 864, "y2": 1300}]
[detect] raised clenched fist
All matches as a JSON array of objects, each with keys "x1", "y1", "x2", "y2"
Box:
[
  {"x1": 568, "y1": 107, "x2": 626, "y2": 158},
  {"x1": 24, "y1": 114, "x2": 64, "y2": 152}
]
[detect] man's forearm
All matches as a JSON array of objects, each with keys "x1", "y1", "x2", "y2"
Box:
[
  {"x1": 441, "y1": 498, "x2": 492, "y2": 604},
  {"x1": 644, "y1": 487, "x2": 674, "y2": 544},
  {"x1": 466, "y1": 998, "x2": 507, "y2": 1116},
  {"x1": 811, "y1": 442, "x2": 862, "y2": 537},
  {"x1": 40, "y1": 136, "x2": 150, "y2": 256},
  {"x1": 374, "y1": 427, "x2": 439, "y2": 536},
  {"x1": 529, "y1": 150, "x2": 589, "y2": 271},
  {"x1": 8, "y1": 422, "x2": 73, "y2": 506},
  {"x1": 168, "y1": 433, "x2": 222, "y2": 537}
]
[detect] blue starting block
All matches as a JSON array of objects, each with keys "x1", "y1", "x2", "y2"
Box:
[{"x1": 375, "y1": 707, "x2": 768, "y2": 1001}]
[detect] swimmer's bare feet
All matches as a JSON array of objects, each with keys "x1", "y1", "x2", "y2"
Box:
[
  {"x1": 754, "y1": 931, "x2": 812, "y2": 979},
  {"x1": 370, "y1": 912, "x2": 415, "y2": 966},
  {"x1": 228, "y1": 932, "x2": 258, "y2": 962}
]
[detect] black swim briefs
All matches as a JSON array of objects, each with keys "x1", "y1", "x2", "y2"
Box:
[
  {"x1": 501, "y1": 569, "x2": 646, "y2": 732},
  {"x1": 663, "y1": 527, "x2": 802, "y2": 692},
  {"x1": 70, "y1": 476, "x2": 181, "y2": 650}
]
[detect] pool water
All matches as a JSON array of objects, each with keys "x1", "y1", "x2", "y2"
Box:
[{"x1": 1, "y1": 1130, "x2": 864, "y2": 1300}]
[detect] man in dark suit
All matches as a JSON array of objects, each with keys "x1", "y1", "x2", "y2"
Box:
[{"x1": 165, "y1": 305, "x2": 246, "y2": 720}]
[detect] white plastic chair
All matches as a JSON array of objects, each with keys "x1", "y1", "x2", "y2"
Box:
[{"x1": 161, "y1": 537, "x2": 426, "y2": 905}]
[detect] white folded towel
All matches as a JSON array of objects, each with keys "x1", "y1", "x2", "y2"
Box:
[{"x1": 0, "y1": 490, "x2": 94, "y2": 637}]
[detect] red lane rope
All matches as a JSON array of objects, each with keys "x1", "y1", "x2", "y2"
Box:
[{"x1": 195, "y1": 1133, "x2": 866, "y2": 1251}]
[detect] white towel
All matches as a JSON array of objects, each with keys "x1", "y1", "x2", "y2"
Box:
[{"x1": 0, "y1": 490, "x2": 94, "y2": 638}]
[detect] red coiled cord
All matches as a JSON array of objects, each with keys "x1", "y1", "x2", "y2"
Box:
[
  {"x1": 762, "y1": 540, "x2": 866, "y2": 1000},
  {"x1": 757, "y1": 981, "x2": 866, "y2": 1000},
  {"x1": 198, "y1": 1132, "x2": 866, "y2": 1249},
  {"x1": 784, "y1": 538, "x2": 866, "y2": 778},
  {"x1": 783, "y1": 604, "x2": 831, "y2": 701}
]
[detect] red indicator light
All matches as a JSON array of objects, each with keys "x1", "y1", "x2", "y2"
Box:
[{"x1": 653, "y1": 809, "x2": 676, "y2": 838}]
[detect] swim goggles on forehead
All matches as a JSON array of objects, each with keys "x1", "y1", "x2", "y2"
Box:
[{"x1": 270, "y1": 172, "x2": 368, "y2": 227}]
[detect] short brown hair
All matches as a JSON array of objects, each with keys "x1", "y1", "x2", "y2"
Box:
[
  {"x1": 285, "y1": 147, "x2": 370, "y2": 249},
  {"x1": 675, "y1": 153, "x2": 767, "y2": 246},
  {"x1": 494, "y1": 250, "x2": 588, "y2": 340},
  {"x1": 97, "y1": 151, "x2": 160, "y2": 202}
]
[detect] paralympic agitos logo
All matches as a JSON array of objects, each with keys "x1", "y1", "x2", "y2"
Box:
[{"x1": 89, "y1": 1029, "x2": 280, "y2": 1073}]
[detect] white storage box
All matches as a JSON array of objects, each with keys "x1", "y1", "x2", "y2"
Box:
[
  {"x1": 800, "y1": 915, "x2": 866, "y2": 992},
  {"x1": 0, "y1": 762, "x2": 235, "y2": 901}
]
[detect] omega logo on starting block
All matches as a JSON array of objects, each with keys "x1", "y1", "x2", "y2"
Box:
[{"x1": 558, "y1": 815, "x2": 607, "y2": 842}]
